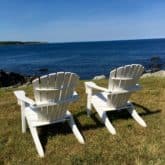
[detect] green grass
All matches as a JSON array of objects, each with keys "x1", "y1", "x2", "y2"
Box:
[{"x1": 0, "y1": 77, "x2": 165, "y2": 164}]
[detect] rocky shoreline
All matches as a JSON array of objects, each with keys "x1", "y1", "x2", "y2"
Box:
[
  {"x1": 0, "y1": 69, "x2": 165, "y2": 88},
  {"x1": 0, "y1": 70, "x2": 37, "y2": 88},
  {"x1": 92, "y1": 70, "x2": 165, "y2": 80}
]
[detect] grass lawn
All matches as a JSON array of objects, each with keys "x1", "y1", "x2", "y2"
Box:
[{"x1": 0, "y1": 77, "x2": 165, "y2": 164}]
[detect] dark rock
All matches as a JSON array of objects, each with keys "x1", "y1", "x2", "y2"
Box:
[
  {"x1": 0, "y1": 70, "x2": 26, "y2": 87},
  {"x1": 38, "y1": 68, "x2": 48, "y2": 72},
  {"x1": 149, "y1": 56, "x2": 162, "y2": 72},
  {"x1": 27, "y1": 75, "x2": 39, "y2": 83}
]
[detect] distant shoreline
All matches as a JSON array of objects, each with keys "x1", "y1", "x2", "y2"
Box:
[
  {"x1": 1, "y1": 38, "x2": 165, "y2": 45},
  {"x1": 0, "y1": 41, "x2": 47, "y2": 46}
]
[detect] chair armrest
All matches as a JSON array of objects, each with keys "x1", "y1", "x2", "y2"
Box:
[
  {"x1": 14, "y1": 90, "x2": 36, "y2": 107},
  {"x1": 84, "y1": 81, "x2": 110, "y2": 94},
  {"x1": 14, "y1": 90, "x2": 79, "y2": 109},
  {"x1": 108, "y1": 84, "x2": 142, "y2": 94},
  {"x1": 35, "y1": 91, "x2": 79, "y2": 108}
]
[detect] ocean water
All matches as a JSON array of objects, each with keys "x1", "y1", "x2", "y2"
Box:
[{"x1": 0, "y1": 39, "x2": 165, "y2": 79}]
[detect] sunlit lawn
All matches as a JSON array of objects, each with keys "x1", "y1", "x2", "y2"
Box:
[{"x1": 0, "y1": 77, "x2": 165, "y2": 164}]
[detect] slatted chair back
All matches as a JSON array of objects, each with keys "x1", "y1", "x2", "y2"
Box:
[
  {"x1": 108, "y1": 64, "x2": 144, "y2": 90},
  {"x1": 32, "y1": 72, "x2": 79, "y2": 121},
  {"x1": 107, "y1": 64, "x2": 144, "y2": 109}
]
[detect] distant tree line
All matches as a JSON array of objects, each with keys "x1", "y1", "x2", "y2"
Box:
[{"x1": 0, "y1": 41, "x2": 46, "y2": 45}]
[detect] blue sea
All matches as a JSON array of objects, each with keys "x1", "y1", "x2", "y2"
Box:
[{"x1": 0, "y1": 39, "x2": 165, "y2": 79}]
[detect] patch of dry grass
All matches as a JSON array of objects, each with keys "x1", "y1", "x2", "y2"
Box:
[{"x1": 0, "y1": 77, "x2": 165, "y2": 164}]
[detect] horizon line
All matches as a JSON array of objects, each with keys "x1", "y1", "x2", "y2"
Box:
[
  {"x1": 51, "y1": 37, "x2": 165, "y2": 44},
  {"x1": 1, "y1": 37, "x2": 165, "y2": 44}
]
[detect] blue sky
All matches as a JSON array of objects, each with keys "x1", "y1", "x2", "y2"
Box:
[{"x1": 0, "y1": 0, "x2": 165, "y2": 42}]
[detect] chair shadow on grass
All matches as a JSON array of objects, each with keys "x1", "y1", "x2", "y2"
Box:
[
  {"x1": 74, "y1": 103, "x2": 161, "y2": 134},
  {"x1": 37, "y1": 113, "x2": 87, "y2": 152},
  {"x1": 37, "y1": 103, "x2": 161, "y2": 152},
  {"x1": 105, "y1": 102, "x2": 161, "y2": 121},
  {"x1": 37, "y1": 110, "x2": 103, "y2": 152},
  {"x1": 132, "y1": 102, "x2": 161, "y2": 116},
  {"x1": 38, "y1": 122, "x2": 76, "y2": 152}
]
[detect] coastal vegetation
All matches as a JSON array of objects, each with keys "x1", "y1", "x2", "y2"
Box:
[{"x1": 0, "y1": 77, "x2": 164, "y2": 164}]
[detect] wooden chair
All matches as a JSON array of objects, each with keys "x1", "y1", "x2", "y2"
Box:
[
  {"x1": 14, "y1": 72, "x2": 84, "y2": 157},
  {"x1": 85, "y1": 64, "x2": 147, "y2": 135}
]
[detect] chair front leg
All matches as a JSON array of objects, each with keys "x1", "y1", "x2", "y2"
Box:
[
  {"x1": 20, "y1": 101, "x2": 27, "y2": 133},
  {"x1": 28, "y1": 124, "x2": 45, "y2": 157},
  {"x1": 26, "y1": 116, "x2": 44, "y2": 157},
  {"x1": 84, "y1": 83, "x2": 93, "y2": 116},
  {"x1": 86, "y1": 94, "x2": 92, "y2": 116}
]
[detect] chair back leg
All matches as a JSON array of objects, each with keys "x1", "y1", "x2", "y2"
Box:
[
  {"x1": 97, "y1": 109, "x2": 116, "y2": 135},
  {"x1": 26, "y1": 117, "x2": 44, "y2": 157},
  {"x1": 127, "y1": 103, "x2": 147, "y2": 127},
  {"x1": 86, "y1": 94, "x2": 92, "y2": 116},
  {"x1": 66, "y1": 111, "x2": 85, "y2": 144}
]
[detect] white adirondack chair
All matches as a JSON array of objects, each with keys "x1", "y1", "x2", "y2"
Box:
[
  {"x1": 14, "y1": 72, "x2": 84, "y2": 157},
  {"x1": 85, "y1": 64, "x2": 147, "y2": 135}
]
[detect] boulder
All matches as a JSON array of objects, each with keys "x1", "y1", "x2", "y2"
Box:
[
  {"x1": 93, "y1": 75, "x2": 106, "y2": 80},
  {"x1": 141, "y1": 70, "x2": 165, "y2": 78},
  {"x1": 0, "y1": 70, "x2": 26, "y2": 87}
]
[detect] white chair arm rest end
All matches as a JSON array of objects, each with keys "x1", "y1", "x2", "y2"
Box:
[
  {"x1": 85, "y1": 81, "x2": 109, "y2": 94},
  {"x1": 14, "y1": 90, "x2": 36, "y2": 107}
]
